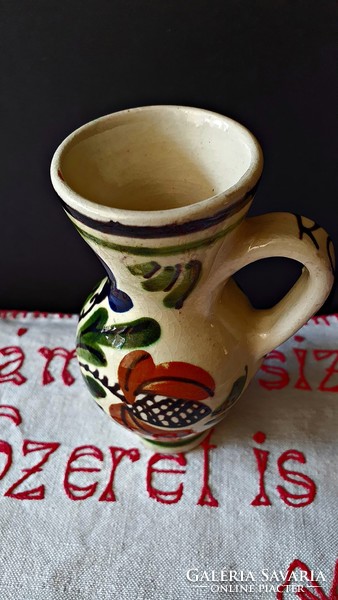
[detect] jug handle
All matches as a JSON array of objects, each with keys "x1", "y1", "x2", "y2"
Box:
[{"x1": 226, "y1": 212, "x2": 335, "y2": 358}]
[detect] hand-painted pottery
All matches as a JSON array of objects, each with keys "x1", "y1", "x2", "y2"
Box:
[{"x1": 51, "y1": 106, "x2": 335, "y2": 452}]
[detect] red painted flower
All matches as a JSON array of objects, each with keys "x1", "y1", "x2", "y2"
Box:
[{"x1": 109, "y1": 350, "x2": 215, "y2": 441}]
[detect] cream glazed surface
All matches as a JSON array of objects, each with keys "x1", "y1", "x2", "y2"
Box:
[{"x1": 51, "y1": 106, "x2": 335, "y2": 452}]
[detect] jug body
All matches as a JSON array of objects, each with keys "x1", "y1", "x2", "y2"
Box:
[
  {"x1": 74, "y1": 204, "x2": 256, "y2": 452},
  {"x1": 51, "y1": 106, "x2": 334, "y2": 452}
]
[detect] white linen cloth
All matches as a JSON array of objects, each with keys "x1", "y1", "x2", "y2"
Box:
[{"x1": 0, "y1": 310, "x2": 337, "y2": 600}]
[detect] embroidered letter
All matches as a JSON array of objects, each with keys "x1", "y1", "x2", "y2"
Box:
[
  {"x1": 99, "y1": 446, "x2": 140, "y2": 502},
  {"x1": 258, "y1": 351, "x2": 289, "y2": 390},
  {"x1": 251, "y1": 432, "x2": 272, "y2": 506},
  {"x1": 0, "y1": 346, "x2": 26, "y2": 385},
  {"x1": 293, "y1": 347, "x2": 312, "y2": 391},
  {"x1": 276, "y1": 558, "x2": 338, "y2": 599},
  {"x1": 64, "y1": 445, "x2": 104, "y2": 500},
  {"x1": 5, "y1": 440, "x2": 60, "y2": 500},
  {"x1": 146, "y1": 453, "x2": 186, "y2": 504},
  {"x1": 197, "y1": 430, "x2": 219, "y2": 507},
  {"x1": 277, "y1": 450, "x2": 316, "y2": 508},
  {"x1": 313, "y1": 349, "x2": 338, "y2": 392},
  {"x1": 38, "y1": 347, "x2": 77, "y2": 386},
  {"x1": 0, "y1": 405, "x2": 22, "y2": 426},
  {"x1": 0, "y1": 441, "x2": 12, "y2": 481},
  {"x1": 312, "y1": 315, "x2": 331, "y2": 326}
]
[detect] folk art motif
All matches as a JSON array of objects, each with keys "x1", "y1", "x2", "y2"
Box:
[
  {"x1": 76, "y1": 282, "x2": 249, "y2": 447},
  {"x1": 51, "y1": 106, "x2": 335, "y2": 451},
  {"x1": 127, "y1": 260, "x2": 202, "y2": 309}
]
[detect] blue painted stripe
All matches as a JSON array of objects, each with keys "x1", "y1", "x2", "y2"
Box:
[{"x1": 61, "y1": 180, "x2": 259, "y2": 239}]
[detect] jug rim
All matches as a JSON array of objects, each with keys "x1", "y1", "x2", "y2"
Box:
[{"x1": 50, "y1": 105, "x2": 263, "y2": 228}]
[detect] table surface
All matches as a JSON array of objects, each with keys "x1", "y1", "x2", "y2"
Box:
[{"x1": 0, "y1": 310, "x2": 337, "y2": 600}]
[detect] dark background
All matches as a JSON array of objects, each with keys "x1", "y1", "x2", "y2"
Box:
[{"x1": 1, "y1": 0, "x2": 337, "y2": 314}]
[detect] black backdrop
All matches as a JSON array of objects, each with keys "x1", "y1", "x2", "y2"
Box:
[{"x1": 1, "y1": 0, "x2": 337, "y2": 314}]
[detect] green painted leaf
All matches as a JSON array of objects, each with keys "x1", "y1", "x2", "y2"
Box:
[
  {"x1": 77, "y1": 307, "x2": 160, "y2": 362},
  {"x1": 128, "y1": 259, "x2": 202, "y2": 309},
  {"x1": 78, "y1": 307, "x2": 108, "y2": 337},
  {"x1": 128, "y1": 261, "x2": 160, "y2": 278},
  {"x1": 83, "y1": 375, "x2": 107, "y2": 398},
  {"x1": 76, "y1": 344, "x2": 107, "y2": 367},
  {"x1": 163, "y1": 260, "x2": 201, "y2": 309},
  {"x1": 77, "y1": 308, "x2": 110, "y2": 365},
  {"x1": 102, "y1": 318, "x2": 161, "y2": 349},
  {"x1": 142, "y1": 266, "x2": 179, "y2": 292}
]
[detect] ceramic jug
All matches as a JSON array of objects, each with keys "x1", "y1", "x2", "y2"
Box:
[{"x1": 51, "y1": 106, "x2": 335, "y2": 453}]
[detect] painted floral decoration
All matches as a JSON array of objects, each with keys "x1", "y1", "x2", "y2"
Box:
[{"x1": 109, "y1": 350, "x2": 215, "y2": 440}]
